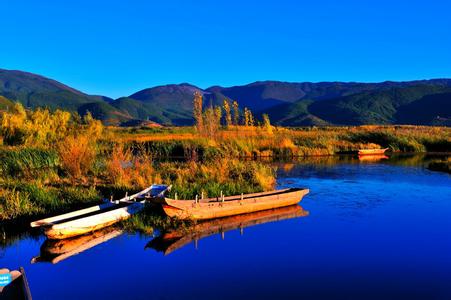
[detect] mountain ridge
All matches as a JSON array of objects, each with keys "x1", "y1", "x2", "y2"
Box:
[{"x1": 1, "y1": 68, "x2": 450, "y2": 126}]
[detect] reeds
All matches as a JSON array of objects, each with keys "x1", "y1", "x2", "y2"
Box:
[
  {"x1": 158, "y1": 158, "x2": 275, "y2": 199},
  {"x1": 104, "y1": 146, "x2": 159, "y2": 189},
  {"x1": 0, "y1": 148, "x2": 59, "y2": 179},
  {"x1": 0, "y1": 183, "x2": 100, "y2": 221}
]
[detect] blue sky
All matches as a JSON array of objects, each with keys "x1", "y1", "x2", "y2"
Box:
[{"x1": 1, "y1": 0, "x2": 450, "y2": 98}]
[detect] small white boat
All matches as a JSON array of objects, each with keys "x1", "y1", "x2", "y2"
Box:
[{"x1": 30, "y1": 184, "x2": 169, "y2": 240}]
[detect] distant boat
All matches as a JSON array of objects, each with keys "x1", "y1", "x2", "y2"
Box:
[
  {"x1": 147, "y1": 204, "x2": 309, "y2": 255},
  {"x1": 31, "y1": 227, "x2": 124, "y2": 264},
  {"x1": 0, "y1": 267, "x2": 32, "y2": 300},
  {"x1": 160, "y1": 188, "x2": 309, "y2": 220},
  {"x1": 30, "y1": 185, "x2": 168, "y2": 240},
  {"x1": 358, "y1": 148, "x2": 389, "y2": 156}
]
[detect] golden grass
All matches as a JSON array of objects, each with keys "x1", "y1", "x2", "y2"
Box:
[
  {"x1": 58, "y1": 135, "x2": 97, "y2": 180},
  {"x1": 114, "y1": 125, "x2": 450, "y2": 157},
  {"x1": 104, "y1": 146, "x2": 160, "y2": 189}
]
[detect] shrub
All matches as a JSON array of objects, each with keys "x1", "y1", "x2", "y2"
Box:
[
  {"x1": 105, "y1": 146, "x2": 158, "y2": 188},
  {"x1": 0, "y1": 188, "x2": 42, "y2": 220},
  {"x1": 58, "y1": 135, "x2": 97, "y2": 179}
]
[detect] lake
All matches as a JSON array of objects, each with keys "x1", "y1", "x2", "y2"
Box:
[{"x1": 1, "y1": 154, "x2": 450, "y2": 300}]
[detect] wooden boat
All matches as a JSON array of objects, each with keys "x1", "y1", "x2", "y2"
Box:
[
  {"x1": 161, "y1": 188, "x2": 309, "y2": 220},
  {"x1": 358, "y1": 148, "x2": 388, "y2": 156},
  {"x1": 147, "y1": 205, "x2": 308, "y2": 255},
  {"x1": 0, "y1": 267, "x2": 32, "y2": 300},
  {"x1": 31, "y1": 227, "x2": 123, "y2": 264},
  {"x1": 30, "y1": 185, "x2": 168, "y2": 240}
]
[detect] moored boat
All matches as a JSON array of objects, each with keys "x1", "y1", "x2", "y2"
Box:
[
  {"x1": 147, "y1": 204, "x2": 309, "y2": 255},
  {"x1": 161, "y1": 188, "x2": 309, "y2": 220},
  {"x1": 31, "y1": 184, "x2": 168, "y2": 240},
  {"x1": 0, "y1": 267, "x2": 32, "y2": 300},
  {"x1": 358, "y1": 148, "x2": 389, "y2": 156}
]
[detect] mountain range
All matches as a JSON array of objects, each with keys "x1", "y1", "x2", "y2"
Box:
[{"x1": 1, "y1": 68, "x2": 450, "y2": 126}]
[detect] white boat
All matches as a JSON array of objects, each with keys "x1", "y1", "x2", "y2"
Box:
[{"x1": 30, "y1": 184, "x2": 169, "y2": 240}]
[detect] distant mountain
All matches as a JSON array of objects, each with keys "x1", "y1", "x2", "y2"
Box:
[
  {"x1": 0, "y1": 68, "x2": 450, "y2": 126},
  {"x1": 305, "y1": 85, "x2": 451, "y2": 125},
  {"x1": 0, "y1": 69, "x2": 112, "y2": 111},
  {"x1": 110, "y1": 84, "x2": 206, "y2": 125}
]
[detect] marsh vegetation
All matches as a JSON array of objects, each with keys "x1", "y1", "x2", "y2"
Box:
[{"x1": 0, "y1": 100, "x2": 450, "y2": 227}]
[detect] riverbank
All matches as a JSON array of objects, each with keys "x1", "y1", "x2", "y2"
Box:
[
  {"x1": 1, "y1": 105, "x2": 450, "y2": 223},
  {"x1": 114, "y1": 125, "x2": 450, "y2": 159}
]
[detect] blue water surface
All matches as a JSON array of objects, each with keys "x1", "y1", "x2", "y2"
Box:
[{"x1": 1, "y1": 156, "x2": 450, "y2": 300}]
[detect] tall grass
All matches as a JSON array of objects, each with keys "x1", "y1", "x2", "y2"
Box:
[
  {"x1": 104, "y1": 146, "x2": 159, "y2": 189},
  {"x1": 0, "y1": 148, "x2": 59, "y2": 179},
  {"x1": 0, "y1": 183, "x2": 100, "y2": 221},
  {"x1": 117, "y1": 125, "x2": 450, "y2": 158},
  {"x1": 159, "y1": 158, "x2": 275, "y2": 199}
]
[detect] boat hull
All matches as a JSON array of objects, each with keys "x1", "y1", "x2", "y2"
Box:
[
  {"x1": 162, "y1": 188, "x2": 309, "y2": 220},
  {"x1": 44, "y1": 201, "x2": 143, "y2": 240}
]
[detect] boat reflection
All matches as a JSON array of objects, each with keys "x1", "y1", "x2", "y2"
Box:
[
  {"x1": 146, "y1": 204, "x2": 309, "y2": 255},
  {"x1": 31, "y1": 227, "x2": 123, "y2": 264},
  {"x1": 358, "y1": 155, "x2": 389, "y2": 162}
]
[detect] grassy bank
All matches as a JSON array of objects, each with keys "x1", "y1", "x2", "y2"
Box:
[{"x1": 115, "y1": 125, "x2": 451, "y2": 159}]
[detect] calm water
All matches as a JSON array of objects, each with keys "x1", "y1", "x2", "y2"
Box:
[{"x1": 1, "y1": 155, "x2": 450, "y2": 300}]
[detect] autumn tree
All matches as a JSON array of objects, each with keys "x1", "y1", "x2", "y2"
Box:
[
  {"x1": 232, "y1": 100, "x2": 239, "y2": 126},
  {"x1": 244, "y1": 107, "x2": 254, "y2": 127},
  {"x1": 83, "y1": 111, "x2": 103, "y2": 139},
  {"x1": 223, "y1": 99, "x2": 232, "y2": 128},
  {"x1": 262, "y1": 114, "x2": 273, "y2": 134},
  {"x1": 58, "y1": 111, "x2": 103, "y2": 181},
  {"x1": 0, "y1": 103, "x2": 27, "y2": 144},
  {"x1": 203, "y1": 106, "x2": 222, "y2": 138},
  {"x1": 193, "y1": 91, "x2": 203, "y2": 132}
]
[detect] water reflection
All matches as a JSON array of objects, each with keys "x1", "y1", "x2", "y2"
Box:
[
  {"x1": 31, "y1": 227, "x2": 123, "y2": 264},
  {"x1": 146, "y1": 205, "x2": 309, "y2": 255},
  {"x1": 276, "y1": 153, "x2": 449, "y2": 173},
  {"x1": 357, "y1": 155, "x2": 389, "y2": 162}
]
